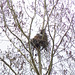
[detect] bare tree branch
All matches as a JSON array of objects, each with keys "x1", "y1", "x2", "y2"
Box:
[
  {"x1": 7, "y1": 0, "x2": 28, "y2": 39},
  {"x1": 37, "y1": 48, "x2": 42, "y2": 75},
  {"x1": 54, "y1": 16, "x2": 73, "y2": 55},
  {"x1": 1, "y1": 3, "x2": 35, "y2": 73},
  {"x1": 0, "y1": 57, "x2": 17, "y2": 75}
]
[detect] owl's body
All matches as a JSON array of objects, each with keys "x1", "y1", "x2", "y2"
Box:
[
  {"x1": 40, "y1": 29, "x2": 48, "y2": 50},
  {"x1": 31, "y1": 34, "x2": 42, "y2": 48},
  {"x1": 30, "y1": 29, "x2": 48, "y2": 50}
]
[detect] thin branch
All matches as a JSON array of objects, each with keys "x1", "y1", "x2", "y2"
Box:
[
  {"x1": 47, "y1": 26, "x2": 56, "y2": 75},
  {"x1": 5, "y1": 0, "x2": 39, "y2": 75},
  {"x1": 45, "y1": 0, "x2": 59, "y2": 28},
  {"x1": 46, "y1": 0, "x2": 59, "y2": 41},
  {"x1": 7, "y1": 0, "x2": 28, "y2": 39},
  {"x1": 45, "y1": 39, "x2": 54, "y2": 75},
  {"x1": 1, "y1": 2, "x2": 34, "y2": 73},
  {"x1": 5, "y1": 32, "x2": 33, "y2": 68},
  {"x1": 42, "y1": 0, "x2": 47, "y2": 29},
  {"x1": 29, "y1": 52, "x2": 40, "y2": 75},
  {"x1": 0, "y1": 57, "x2": 17, "y2": 75},
  {"x1": 45, "y1": 25, "x2": 56, "y2": 75},
  {"x1": 53, "y1": 55, "x2": 74, "y2": 65},
  {"x1": 22, "y1": 0, "x2": 32, "y2": 18},
  {"x1": 7, "y1": 26, "x2": 30, "y2": 53},
  {"x1": 54, "y1": 18, "x2": 73, "y2": 55},
  {"x1": 46, "y1": 7, "x2": 57, "y2": 75},
  {"x1": 49, "y1": 0, "x2": 59, "y2": 17},
  {"x1": 37, "y1": 48, "x2": 42, "y2": 75},
  {"x1": 1, "y1": 2, "x2": 30, "y2": 56},
  {"x1": 48, "y1": 25, "x2": 53, "y2": 41},
  {"x1": 28, "y1": 0, "x2": 40, "y2": 75},
  {"x1": 28, "y1": 0, "x2": 36, "y2": 38}
]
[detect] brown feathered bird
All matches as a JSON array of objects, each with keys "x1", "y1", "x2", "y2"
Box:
[
  {"x1": 40, "y1": 29, "x2": 48, "y2": 50},
  {"x1": 30, "y1": 34, "x2": 42, "y2": 48},
  {"x1": 30, "y1": 29, "x2": 48, "y2": 50}
]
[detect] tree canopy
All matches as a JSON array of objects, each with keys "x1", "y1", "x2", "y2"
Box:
[{"x1": 0, "y1": 0, "x2": 75, "y2": 75}]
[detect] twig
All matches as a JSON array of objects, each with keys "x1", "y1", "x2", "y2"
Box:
[{"x1": 0, "y1": 57, "x2": 17, "y2": 75}]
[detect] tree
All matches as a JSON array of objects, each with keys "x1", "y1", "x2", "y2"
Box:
[{"x1": 0, "y1": 0, "x2": 75, "y2": 75}]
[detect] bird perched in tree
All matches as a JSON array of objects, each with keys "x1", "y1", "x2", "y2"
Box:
[
  {"x1": 30, "y1": 34, "x2": 42, "y2": 49},
  {"x1": 40, "y1": 29, "x2": 48, "y2": 41},
  {"x1": 40, "y1": 29, "x2": 48, "y2": 50},
  {"x1": 30, "y1": 29, "x2": 48, "y2": 51}
]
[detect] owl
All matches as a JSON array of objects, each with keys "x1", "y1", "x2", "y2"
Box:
[
  {"x1": 30, "y1": 29, "x2": 48, "y2": 50},
  {"x1": 30, "y1": 34, "x2": 42, "y2": 48}
]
